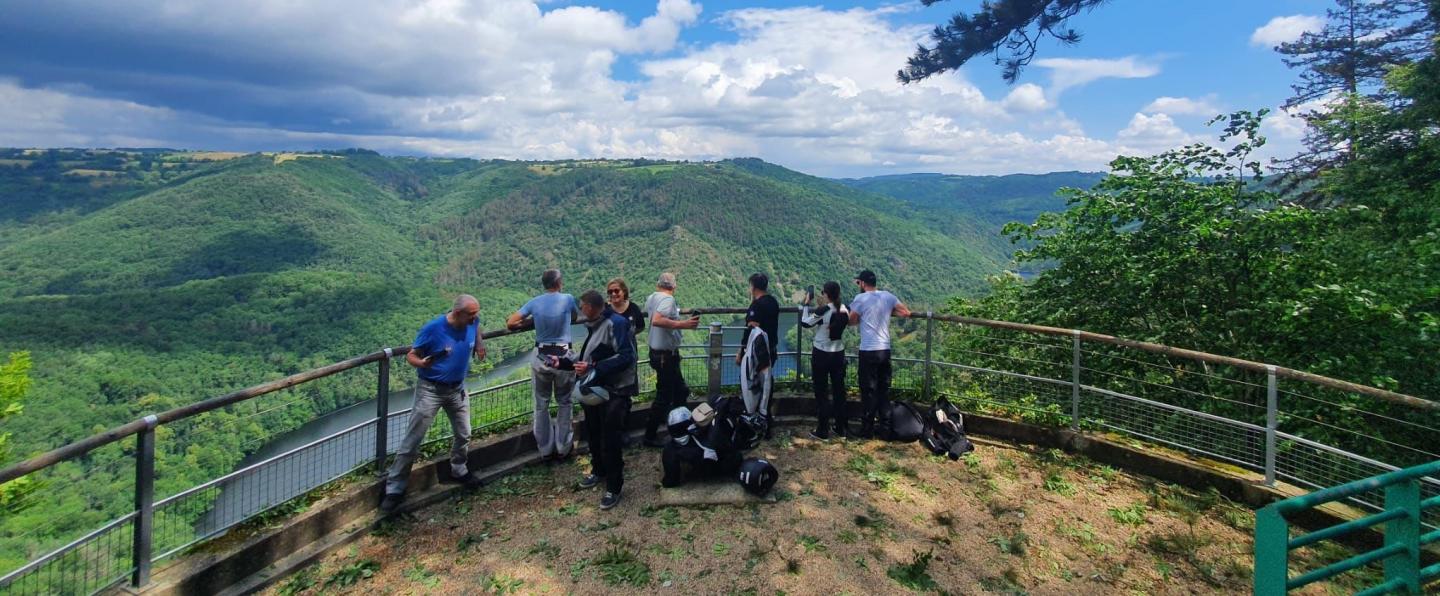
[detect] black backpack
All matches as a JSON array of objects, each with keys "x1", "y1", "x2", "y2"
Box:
[
  {"x1": 879, "y1": 401, "x2": 927, "y2": 442},
  {"x1": 921, "y1": 397, "x2": 974, "y2": 460}
]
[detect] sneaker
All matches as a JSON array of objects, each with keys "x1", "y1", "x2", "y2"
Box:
[
  {"x1": 599, "y1": 491, "x2": 622, "y2": 510},
  {"x1": 578, "y1": 474, "x2": 602, "y2": 489},
  {"x1": 379, "y1": 492, "x2": 404, "y2": 513},
  {"x1": 833, "y1": 423, "x2": 850, "y2": 439},
  {"x1": 807, "y1": 429, "x2": 830, "y2": 440},
  {"x1": 642, "y1": 436, "x2": 667, "y2": 448},
  {"x1": 457, "y1": 471, "x2": 485, "y2": 490}
]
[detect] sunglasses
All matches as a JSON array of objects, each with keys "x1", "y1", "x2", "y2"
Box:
[{"x1": 607, "y1": 289, "x2": 623, "y2": 295}]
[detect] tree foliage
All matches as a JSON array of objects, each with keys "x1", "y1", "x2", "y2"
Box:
[
  {"x1": 899, "y1": 0, "x2": 1109, "y2": 84},
  {"x1": 0, "y1": 351, "x2": 32, "y2": 510}
]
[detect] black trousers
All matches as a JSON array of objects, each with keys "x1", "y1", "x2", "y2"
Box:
[
  {"x1": 811, "y1": 348, "x2": 848, "y2": 432},
  {"x1": 661, "y1": 439, "x2": 742, "y2": 488},
  {"x1": 582, "y1": 395, "x2": 632, "y2": 494},
  {"x1": 857, "y1": 349, "x2": 893, "y2": 429},
  {"x1": 645, "y1": 350, "x2": 688, "y2": 440}
]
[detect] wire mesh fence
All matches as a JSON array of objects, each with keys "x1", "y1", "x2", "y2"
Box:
[{"x1": 2, "y1": 312, "x2": 1436, "y2": 595}]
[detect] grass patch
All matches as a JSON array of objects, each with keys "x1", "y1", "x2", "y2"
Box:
[
  {"x1": 585, "y1": 539, "x2": 651, "y2": 587},
  {"x1": 886, "y1": 549, "x2": 939, "y2": 591},
  {"x1": 989, "y1": 530, "x2": 1029, "y2": 556},
  {"x1": 798, "y1": 534, "x2": 827, "y2": 553},
  {"x1": 324, "y1": 559, "x2": 379, "y2": 589},
  {"x1": 276, "y1": 566, "x2": 317, "y2": 596},
  {"x1": 403, "y1": 560, "x2": 440, "y2": 589},
  {"x1": 479, "y1": 573, "x2": 525, "y2": 594},
  {"x1": 1107, "y1": 503, "x2": 1148, "y2": 526},
  {"x1": 1042, "y1": 472, "x2": 1076, "y2": 496},
  {"x1": 527, "y1": 538, "x2": 561, "y2": 560}
]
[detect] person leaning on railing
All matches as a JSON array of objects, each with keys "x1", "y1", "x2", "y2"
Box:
[
  {"x1": 642, "y1": 272, "x2": 700, "y2": 448},
  {"x1": 380, "y1": 294, "x2": 488, "y2": 513},
  {"x1": 848, "y1": 270, "x2": 911, "y2": 439},
  {"x1": 507, "y1": 269, "x2": 582, "y2": 463}
]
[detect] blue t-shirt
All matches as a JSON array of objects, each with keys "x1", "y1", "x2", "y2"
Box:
[
  {"x1": 413, "y1": 314, "x2": 478, "y2": 384},
  {"x1": 850, "y1": 290, "x2": 899, "y2": 351},
  {"x1": 519, "y1": 292, "x2": 580, "y2": 344}
]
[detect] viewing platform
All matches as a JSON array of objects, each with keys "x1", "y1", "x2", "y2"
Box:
[{"x1": 0, "y1": 307, "x2": 1436, "y2": 595}]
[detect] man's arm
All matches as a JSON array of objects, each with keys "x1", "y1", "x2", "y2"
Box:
[
  {"x1": 848, "y1": 301, "x2": 862, "y2": 325},
  {"x1": 893, "y1": 301, "x2": 912, "y2": 318},
  {"x1": 472, "y1": 328, "x2": 487, "y2": 361},
  {"x1": 406, "y1": 350, "x2": 432, "y2": 368},
  {"x1": 505, "y1": 311, "x2": 526, "y2": 331}
]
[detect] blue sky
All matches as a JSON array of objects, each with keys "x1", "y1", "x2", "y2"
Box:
[{"x1": 0, "y1": 0, "x2": 1332, "y2": 176}]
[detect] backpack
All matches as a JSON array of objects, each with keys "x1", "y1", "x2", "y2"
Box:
[
  {"x1": 879, "y1": 401, "x2": 927, "y2": 442},
  {"x1": 921, "y1": 397, "x2": 975, "y2": 460}
]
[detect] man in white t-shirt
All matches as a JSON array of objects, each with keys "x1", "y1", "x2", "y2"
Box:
[
  {"x1": 847, "y1": 269, "x2": 911, "y2": 439},
  {"x1": 642, "y1": 272, "x2": 700, "y2": 447}
]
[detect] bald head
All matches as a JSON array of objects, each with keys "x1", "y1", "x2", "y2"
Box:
[
  {"x1": 448, "y1": 294, "x2": 480, "y2": 328},
  {"x1": 453, "y1": 294, "x2": 478, "y2": 312}
]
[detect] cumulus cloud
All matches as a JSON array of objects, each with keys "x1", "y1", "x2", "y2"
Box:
[
  {"x1": 1251, "y1": 15, "x2": 1324, "y2": 48},
  {"x1": 1033, "y1": 56, "x2": 1161, "y2": 94},
  {"x1": 1142, "y1": 95, "x2": 1221, "y2": 117},
  {"x1": 1002, "y1": 83, "x2": 1051, "y2": 112},
  {"x1": 0, "y1": 1, "x2": 1219, "y2": 176}
]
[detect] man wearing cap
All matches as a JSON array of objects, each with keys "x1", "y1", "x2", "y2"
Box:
[
  {"x1": 848, "y1": 270, "x2": 911, "y2": 439},
  {"x1": 573, "y1": 290, "x2": 638, "y2": 510},
  {"x1": 508, "y1": 269, "x2": 582, "y2": 461},
  {"x1": 642, "y1": 272, "x2": 700, "y2": 447},
  {"x1": 380, "y1": 294, "x2": 488, "y2": 513}
]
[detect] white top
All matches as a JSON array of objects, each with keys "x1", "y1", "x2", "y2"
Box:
[
  {"x1": 850, "y1": 290, "x2": 899, "y2": 351},
  {"x1": 801, "y1": 304, "x2": 848, "y2": 353}
]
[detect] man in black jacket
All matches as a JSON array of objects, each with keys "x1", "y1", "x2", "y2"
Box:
[{"x1": 573, "y1": 290, "x2": 638, "y2": 510}]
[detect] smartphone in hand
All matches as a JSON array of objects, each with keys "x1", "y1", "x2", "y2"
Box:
[{"x1": 426, "y1": 346, "x2": 452, "y2": 361}]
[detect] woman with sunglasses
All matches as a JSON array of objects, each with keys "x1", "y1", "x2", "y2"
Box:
[{"x1": 606, "y1": 278, "x2": 646, "y2": 356}]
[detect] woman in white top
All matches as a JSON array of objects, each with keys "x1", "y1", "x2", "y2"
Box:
[{"x1": 800, "y1": 281, "x2": 849, "y2": 439}]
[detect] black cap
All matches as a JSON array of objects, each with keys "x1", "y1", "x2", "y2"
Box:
[{"x1": 854, "y1": 270, "x2": 877, "y2": 286}]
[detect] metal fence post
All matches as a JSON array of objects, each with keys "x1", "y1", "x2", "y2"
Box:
[
  {"x1": 1265, "y1": 365, "x2": 1277, "y2": 487},
  {"x1": 1382, "y1": 479, "x2": 1421, "y2": 592},
  {"x1": 795, "y1": 309, "x2": 805, "y2": 386},
  {"x1": 707, "y1": 322, "x2": 723, "y2": 400},
  {"x1": 131, "y1": 415, "x2": 158, "y2": 589},
  {"x1": 375, "y1": 349, "x2": 392, "y2": 476},
  {"x1": 923, "y1": 312, "x2": 935, "y2": 402},
  {"x1": 1253, "y1": 505, "x2": 1290, "y2": 596},
  {"x1": 1070, "y1": 330, "x2": 1081, "y2": 431}
]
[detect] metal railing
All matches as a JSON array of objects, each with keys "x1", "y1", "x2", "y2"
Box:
[
  {"x1": 1254, "y1": 459, "x2": 1440, "y2": 595},
  {"x1": 0, "y1": 307, "x2": 1435, "y2": 595}
]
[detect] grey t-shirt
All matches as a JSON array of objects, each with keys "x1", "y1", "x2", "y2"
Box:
[{"x1": 643, "y1": 291, "x2": 683, "y2": 351}]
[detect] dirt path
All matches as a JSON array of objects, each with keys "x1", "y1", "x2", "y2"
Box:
[{"x1": 266, "y1": 430, "x2": 1375, "y2": 595}]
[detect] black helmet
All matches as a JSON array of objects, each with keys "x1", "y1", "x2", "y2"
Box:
[{"x1": 737, "y1": 458, "x2": 778, "y2": 495}]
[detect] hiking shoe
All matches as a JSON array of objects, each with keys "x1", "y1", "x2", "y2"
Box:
[
  {"x1": 458, "y1": 471, "x2": 485, "y2": 490},
  {"x1": 642, "y1": 436, "x2": 667, "y2": 448},
  {"x1": 379, "y1": 493, "x2": 404, "y2": 513},
  {"x1": 600, "y1": 491, "x2": 622, "y2": 510},
  {"x1": 578, "y1": 474, "x2": 602, "y2": 489},
  {"x1": 833, "y1": 423, "x2": 850, "y2": 439},
  {"x1": 807, "y1": 429, "x2": 830, "y2": 440}
]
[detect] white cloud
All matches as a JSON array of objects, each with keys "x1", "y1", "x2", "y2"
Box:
[
  {"x1": 1003, "y1": 83, "x2": 1051, "y2": 112},
  {"x1": 1116, "y1": 112, "x2": 1202, "y2": 153},
  {"x1": 1142, "y1": 95, "x2": 1220, "y2": 117},
  {"x1": 1251, "y1": 15, "x2": 1324, "y2": 48},
  {"x1": 1033, "y1": 56, "x2": 1161, "y2": 94},
  {"x1": 0, "y1": 2, "x2": 1224, "y2": 176}
]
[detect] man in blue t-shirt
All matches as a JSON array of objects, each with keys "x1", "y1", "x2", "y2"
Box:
[
  {"x1": 507, "y1": 269, "x2": 582, "y2": 460},
  {"x1": 848, "y1": 270, "x2": 911, "y2": 439},
  {"x1": 381, "y1": 294, "x2": 488, "y2": 513}
]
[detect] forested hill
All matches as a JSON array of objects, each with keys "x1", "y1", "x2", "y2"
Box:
[
  {"x1": 0, "y1": 149, "x2": 1008, "y2": 461},
  {"x1": 837, "y1": 171, "x2": 1106, "y2": 229}
]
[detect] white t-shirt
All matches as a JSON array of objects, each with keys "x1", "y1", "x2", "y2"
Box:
[
  {"x1": 850, "y1": 290, "x2": 899, "y2": 351},
  {"x1": 643, "y1": 291, "x2": 683, "y2": 351}
]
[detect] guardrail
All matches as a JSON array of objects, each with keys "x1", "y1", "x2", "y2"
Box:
[
  {"x1": 0, "y1": 307, "x2": 1435, "y2": 595},
  {"x1": 1254, "y1": 459, "x2": 1440, "y2": 594}
]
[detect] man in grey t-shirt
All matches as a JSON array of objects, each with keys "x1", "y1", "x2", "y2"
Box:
[
  {"x1": 642, "y1": 272, "x2": 700, "y2": 447},
  {"x1": 848, "y1": 269, "x2": 911, "y2": 439}
]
